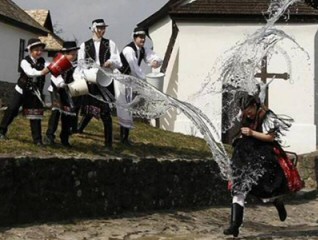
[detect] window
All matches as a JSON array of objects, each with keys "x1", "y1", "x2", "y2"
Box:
[{"x1": 18, "y1": 39, "x2": 25, "y2": 72}]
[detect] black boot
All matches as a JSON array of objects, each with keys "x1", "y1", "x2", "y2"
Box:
[
  {"x1": 103, "y1": 114, "x2": 113, "y2": 150},
  {"x1": 223, "y1": 203, "x2": 244, "y2": 237},
  {"x1": 273, "y1": 199, "x2": 287, "y2": 221},
  {"x1": 120, "y1": 126, "x2": 125, "y2": 138},
  {"x1": 120, "y1": 126, "x2": 132, "y2": 146},
  {"x1": 45, "y1": 110, "x2": 60, "y2": 145},
  {"x1": 77, "y1": 114, "x2": 92, "y2": 133},
  {"x1": 30, "y1": 119, "x2": 43, "y2": 146},
  {"x1": 60, "y1": 114, "x2": 72, "y2": 148}
]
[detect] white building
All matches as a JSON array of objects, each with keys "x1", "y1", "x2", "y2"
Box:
[
  {"x1": 0, "y1": 0, "x2": 64, "y2": 104},
  {"x1": 139, "y1": 0, "x2": 318, "y2": 154},
  {"x1": 0, "y1": 0, "x2": 48, "y2": 86}
]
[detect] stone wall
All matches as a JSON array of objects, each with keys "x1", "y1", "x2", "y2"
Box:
[
  {"x1": 0, "y1": 153, "x2": 316, "y2": 226},
  {"x1": 298, "y1": 152, "x2": 318, "y2": 189},
  {"x1": 0, "y1": 157, "x2": 230, "y2": 226}
]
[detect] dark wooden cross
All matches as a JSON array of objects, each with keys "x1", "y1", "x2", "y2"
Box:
[{"x1": 254, "y1": 56, "x2": 289, "y2": 106}]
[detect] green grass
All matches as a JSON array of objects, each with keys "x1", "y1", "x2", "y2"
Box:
[{"x1": 0, "y1": 110, "x2": 224, "y2": 159}]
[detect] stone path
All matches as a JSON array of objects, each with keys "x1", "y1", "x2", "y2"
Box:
[{"x1": 0, "y1": 194, "x2": 317, "y2": 240}]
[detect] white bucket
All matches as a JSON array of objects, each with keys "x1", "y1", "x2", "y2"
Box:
[
  {"x1": 146, "y1": 72, "x2": 165, "y2": 91},
  {"x1": 83, "y1": 68, "x2": 98, "y2": 83},
  {"x1": 67, "y1": 77, "x2": 88, "y2": 97},
  {"x1": 96, "y1": 68, "x2": 113, "y2": 87}
]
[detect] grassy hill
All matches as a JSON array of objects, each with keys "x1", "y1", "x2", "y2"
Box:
[{"x1": 0, "y1": 110, "x2": 219, "y2": 159}]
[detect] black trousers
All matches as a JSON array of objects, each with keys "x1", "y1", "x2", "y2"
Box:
[
  {"x1": 0, "y1": 90, "x2": 42, "y2": 143},
  {"x1": 79, "y1": 111, "x2": 112, "y2": 146},
  {"x1": 0, "y1": 90, "x2": 23, "y2": 135},
  {"x1": 46, "y1": 109, "x2": 72, "y2": 143},
  {"x1": 101, "y1": 111, "x2": 112, "y2": 147},
  {"x1": 30, "y1": 119, "x2": 42, "y2": 143},
  {"x1": 71, "y1": 96, "x2": 82, "y2": 132}
]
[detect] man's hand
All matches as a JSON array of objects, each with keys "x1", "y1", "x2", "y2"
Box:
[
  {"x1": 151, "y1": 60, "x2": 160, "y2": 69},
  {"x1": 59, "y1": 83, "x2": 68, "y2": 89},
  {"x1": 104, "y1": 61, "x2": 113, "y2": 68},
  {"x1": 41, "y1": 67, "x2": 50, "y2": 75}
]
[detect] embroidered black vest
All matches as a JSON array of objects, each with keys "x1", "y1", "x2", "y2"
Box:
[
  {"x1": 119, "y1": 42, "x2": 145, "y2": 74},
  {"x1": 17, "y1": 55, "x2": 46, "y2": 91},
  {"x1": 84, "y1": 38, "x2": 111, "y2": 66}
]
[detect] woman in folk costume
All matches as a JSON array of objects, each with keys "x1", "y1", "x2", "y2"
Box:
[
  {"x1": 116, "y1": 26, "x2": 162, "y2": 146},
  {"x1": 0, "y1": 38, "x2": 50, "y2": 145},
  {"x1": 44, "y1": 41, "x2": 79, "y2": 147},
  {"x1": 223, "y1": 94, "x2": 302, "y2": 237},
  {"x1": 77, "y1": 19, "x2": 122, "y2": 151}
]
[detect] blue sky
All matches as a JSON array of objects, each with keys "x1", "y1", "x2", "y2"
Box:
[{"x1": 13, "y1": 0, "x2": 169, "y2": 49}]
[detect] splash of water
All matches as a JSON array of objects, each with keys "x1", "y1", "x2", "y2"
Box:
[
  {"x1": 75, "y1": 59, "x2": 232, "y2": 180},
  {"x1": 76, "y1": 0, "x2": 308, "y2": 195},
  {"x1": 191, "y1": 0, "x2": 308, "y2": 194},
  {"x1": 196, "y1": 0, "x2": 308, "y2": 134}
]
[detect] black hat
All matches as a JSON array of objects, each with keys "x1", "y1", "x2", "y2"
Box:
[
  {"x1": 133, "y1": 26, "x2": 147, "y2": 36},
  {"x1": 133, "y1": 26, "x2": 151, "y2": 40},
  {"x1": 60, "y1": 41, "x2": 80, "y2": 52},
  {"x1": 91, "y1": 19, "x2": 108, "y2": 28},
  {"x1": 25, "y1": 38, "x2": 46, "y2": 51}
]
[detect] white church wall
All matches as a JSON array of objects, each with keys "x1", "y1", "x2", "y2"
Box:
[
  {"x1": 174, "y1": 22, "x2": 263, "y2": 139},
  {"x1": 148, "y1": 17, "x2": 182, "y2": 132},
  {"x1": 148, "y1": 19, "x2": 317, "y2": 154},
  {"x1": 266, "y1": 24, "x2": 317, "y2": 154}
]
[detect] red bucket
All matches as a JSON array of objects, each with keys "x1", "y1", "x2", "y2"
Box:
[{"x1": 48, "y1": 53, "x2": 72, "y2": 77}]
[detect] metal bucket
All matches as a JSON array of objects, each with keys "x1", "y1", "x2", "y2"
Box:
[
  {"x1": 146, "y1": 72, "x2": 165, "y2": 91},
  {"x1": 48, "y1": 53, "x2": 73, "y2": 77}
]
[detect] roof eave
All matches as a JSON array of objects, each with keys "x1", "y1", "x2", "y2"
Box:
[
  {"x1": 0, "y1": 14, "x2": 48, "y2": 36},
  {"x1": 169, "y1": 13, "x2": 318, "y2": 23}
]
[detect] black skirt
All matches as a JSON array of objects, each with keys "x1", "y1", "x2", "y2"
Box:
[{"x1": 231, "y1": 137, "x2": 289, "y2": 198}]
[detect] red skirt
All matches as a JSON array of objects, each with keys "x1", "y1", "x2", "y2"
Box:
[{"x1": 273, "y1": 147, "x2": 304, "y2": 192}]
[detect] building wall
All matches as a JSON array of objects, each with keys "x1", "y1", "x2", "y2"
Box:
[
  {"x1": 149, "y1": 17, "x2": 182, "y2": 132},
  {"x1": 0, "y1": 22, "x2": 38, "y2": 83},
  {"x1": 268, "y1": 24, "x2": 317, "y2": 154},
  {"x1": 149, "y1": 19, "x2": 317, "y2": 154},
  {"x1": 0, "y1": 22, "x2": 51, "y2": 103}
]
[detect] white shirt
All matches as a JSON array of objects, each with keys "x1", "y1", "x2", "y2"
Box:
[
  {"x1": 16, "y1": 56, "x2": 48, "y2": 94},
  {"x1": 48, "y1": 74, "x2": 65, "y2": 92},
  {"x1": 122, "y1": 43, "x2": 162, "y2": 80},
  {"x1": 78, "y1": 39, "x2": 122, "y2": 69}
]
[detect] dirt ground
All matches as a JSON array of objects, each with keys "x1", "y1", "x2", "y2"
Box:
[{"x1": 0, "y1": 192, "x2": 317, "y2": 240}]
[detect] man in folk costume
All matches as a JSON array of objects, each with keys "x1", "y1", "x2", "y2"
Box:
[
  {"x1": 116, "y1": 26, "x2": 162, "y2": 146},
  {"x1": 77, "y1": 19, "x2": 122, "y2": 150},
  {"x1": 44, "y1": 41, "x2": 79, "y2": 147},
  {"x1": 0, "y1": 38, "x2": 50, "y2": 145}
]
